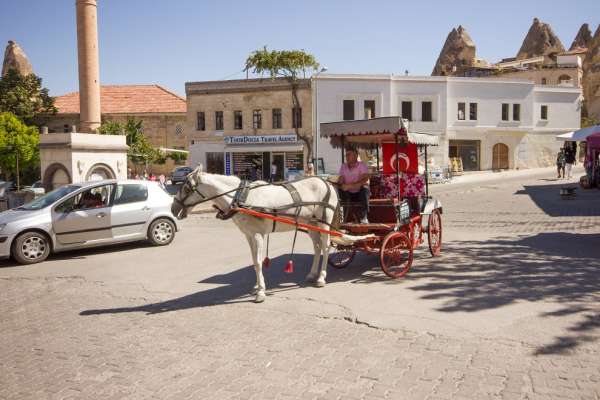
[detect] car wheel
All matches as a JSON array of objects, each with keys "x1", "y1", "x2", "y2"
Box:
[
  {"x1": 12, "y1": 231, "x2": 51, "y2": 265},
  {"x1": 148, "y1": 218, "x2": 176, "y2": 246}
]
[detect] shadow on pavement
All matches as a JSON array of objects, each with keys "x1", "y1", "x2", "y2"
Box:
[
  {"x1": 516, "y1": 182, "x2": 600, "y2": 217},
  {"x1": 408, "y1": 232, "x2": 600, "y2": 355}
]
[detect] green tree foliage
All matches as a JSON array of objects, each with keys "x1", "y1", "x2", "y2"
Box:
[
  {"x1": 99, "y1": 118, "x2": 163, "y2": 168},
  {"x1": 244, "y1": 47, "x2": 319, "y2": 157},
  {"x1": 0, "y1": 112, "x2": 39, "y2": 179},
  {"x1": 581, "y1": 116, "x2": 599, "y2": 128},
  {"x1": 0, "y1": 69, "x2": 56, "y2": 125},
  {"x1": 167, "y1": 151, "x2": 187, "y2": 163}
]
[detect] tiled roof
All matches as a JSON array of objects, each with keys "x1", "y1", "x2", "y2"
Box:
[{"x1": 54, "y1": 85, "x2": 186, "y2": 114}]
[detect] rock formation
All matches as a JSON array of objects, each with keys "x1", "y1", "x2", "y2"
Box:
[
  {"x1": 516, "y1": 18, "x2": 565, "y2": 60},
  {"x1": 570, "y1": 23, "x2": 593, "y2": 51},
  {"x1": 583, "y1": 25, "x2": 600, "y2": 119},
  {"x1": 2, "y1": 40, "x2": 33, "y2": 77},
  {"x1": 432, "y1": 25, "x2": 476, "y2": 76}
]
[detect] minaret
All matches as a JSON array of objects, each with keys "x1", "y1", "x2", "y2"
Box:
[{"x1": 76, "y1": 0, "x2": 101, "y2": 133}]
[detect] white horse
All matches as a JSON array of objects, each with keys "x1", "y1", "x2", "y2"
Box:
[{"x1": 172, "y1": 167, "x2": 340, "y2": 303}]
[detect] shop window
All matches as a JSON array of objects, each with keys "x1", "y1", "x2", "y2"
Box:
[
  {"x1": 196, "y1": 112, "x2": 205, "y2": 131},
  {"x1": 292, "y1": 107, "x2": 302, "y2": 128},
  {"x1": 513, "y1": 104, "x2": 521, "y2": 121},
  {"x1": 501, "y1": 103, "x2": 509, "y2": 121},
  {"x1": 421, "y1": 101, "x2": 432, "y2": 122},
  {"x1": 457, "y1": 102, "x2": 465, "y2": 120},
  {"x1": 234, "y1": 111, "x2": 243, "y2": 130},
  {"x1": 215, "y1": 111, "x2": 223, "y2": 130},
  {"x1": 206, "y1": 152, "x2": 224, "y2": 174},
  {"x1": 343, "y1": 100, "x2": 355, "y2": 120},
  {"x1": 401, "y1": 101, "x2": 413, "y2": 121},
  {"x1": 364, "y1": 100, "x2": 375, "y2": 119},
  {"x1": 541, "y1": 105, "x2": 548, "y2": 120},
  {"x1": 469, "y1": 103, "x2": 477, "y2": 120},
  {"x1": 272, "y1": 108, "x2": 282, "y2": 129},
  {"x1": 253, "y1": 110, "x2": 262, "y2": 129}
]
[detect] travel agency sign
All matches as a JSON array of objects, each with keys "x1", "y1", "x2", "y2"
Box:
[{"x1": 224, "y1": 134, "x2": 297, "y2": 145}]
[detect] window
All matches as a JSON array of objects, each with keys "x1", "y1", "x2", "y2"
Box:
[
  {"x1": 401, "y1": 101, "x2": 413, "y2": 121},
  {"x1": 206, "y1": 152, "x2": 224, "y2": 174},
  {"x1": 292, "y1": 107, "x2": 302, "y2": 128},
  {"x1": 196, "y1": 112, "x2": 205, "y2": 131},
  {"x1": 541, "y1": 78, "x2": 547, "y2": 85},
  {"x1": 234, "y1": 111, "x2": 243, "y2": 129},
  {"x1": 541, "y1": 105, "x2": 548, "y2": 120},
  {"x1": 215, "y1": 111, "x2": 223, "y2": 130},
  {"x1": 558, "y1": 74, "x2": 572, "y2": 85},
  {"x1": 114, "y1": 184, "x2": 148, "y2": 205},
  {"x1": 501, "y1": 104, "x2": 509, "y2": 121},
  {"x1": 252, "y1": 110, "x2": 262, "y2": 129},
  {"x1": 272, "y1": 108, "x2": 282, "y2": 129},
  {"x1": 457, "y1": 102, "x2": 466, "y2": 120},
  {"x1": 364, "y1": 100, "x2": 375, "y2": 119},
  {"x1": 175, "y1": 124, "x2": 183, "y2": 135},
  {"x1": 57, "y1": 184, "x2": 113, "y2": 213},
  {"x1": 469, "y1": 103, "x2": 477, "y2": 120},
  {"x1": 343, "y1": 100, "x2": 355, "y2": 120},
  {"x1": 63, "y1": 124, "x2": 70, "y2": 133},
  {"x1": 513, "y1": 104, "x2": 521, "y2": 121},
  {"x1": 421, "y1": 101, "x2": 433, "y2": 122}
]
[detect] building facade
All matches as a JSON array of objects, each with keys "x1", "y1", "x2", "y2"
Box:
[
  {"x1": 186, "y1": 78, "x2": 311, "y2": 180},
  {"x1": 43, "y1": 85, "x2": 187, "y2": 175},
  {"x1": 314, "y1": 74, "x2": 581, "y2": 174}
]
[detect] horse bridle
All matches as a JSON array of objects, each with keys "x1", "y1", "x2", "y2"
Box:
[{"x1": 173, "y1": 174, "x2": 241, "y2": 210}]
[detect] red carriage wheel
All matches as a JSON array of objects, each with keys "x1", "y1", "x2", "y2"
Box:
[
  {"x1": 379, "y1": 231, "x2": 413, "y2": 278},
  {"x1": 328, "y1": 247, "x2": 356, "y2": 269},
  {"x1": 427, "y1": 209, "x2": 442, "y2": 257}
]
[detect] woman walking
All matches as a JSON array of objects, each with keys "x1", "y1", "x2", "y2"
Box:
[{"x1": 556, "y1": 149, "x2": 565, "y2": 179}]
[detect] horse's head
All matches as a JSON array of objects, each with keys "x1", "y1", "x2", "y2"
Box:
[{"x1": 171, "y1": 165, "x2": 206, "y2": 219}]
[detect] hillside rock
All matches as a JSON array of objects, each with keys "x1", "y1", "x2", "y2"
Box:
[
  {"x1": 516, "y1": 18, "x2": 565, "y2": 60},
  {"x1": 570, "y1": 23, "x2": 593, "y2": 50},
  {"x1": 2, "y1": 40, "x2": 33, "y2": 77},
  {"x1": 432, "y1": 25, "x2": 476, "y2": 76}
]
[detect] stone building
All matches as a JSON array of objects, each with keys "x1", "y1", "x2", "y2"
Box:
[
  {"x1": 186, "y1": 78, "x2": 311, "y2": 180},
  {"x1": 42, "y1": 85, "x2": 187, "y2": 175}
]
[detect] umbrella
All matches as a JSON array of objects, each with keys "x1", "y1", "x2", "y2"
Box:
[{"x1": 556, "y1": 125, "x2": 600, "y2": 141}]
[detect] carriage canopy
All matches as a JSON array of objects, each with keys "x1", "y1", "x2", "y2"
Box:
[{"x1": 320, "y1": 116, "x2": 440, "y2": 148}]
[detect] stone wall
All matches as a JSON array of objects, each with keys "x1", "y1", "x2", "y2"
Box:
[{"x1": 493, "y1": 67, "x2": 582, "y2": 87}]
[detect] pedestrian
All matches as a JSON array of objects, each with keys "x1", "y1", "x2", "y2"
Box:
[
  {"x1": 306, "y1": 162, "x2": 315, "y2": 176},
  {"x1": 556, "y1": 148, "x2": 565, "y2": 179},
  {"x1": 270, "y1": 161, "x2": 278, "y2": 182},
  {"x1": 564, "y1": 144, "x2": 576, "y2": 179}
]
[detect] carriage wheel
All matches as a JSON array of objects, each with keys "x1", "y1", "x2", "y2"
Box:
[
  {"x1": 328, "y1": 247, "x2": 356, "y2": 269},
  {"x1": 379, "y1": 231, "x2": 413, "y2": 278},
  {"x1": 428, "y1": 209, "x2": 442, "y2": 257}
]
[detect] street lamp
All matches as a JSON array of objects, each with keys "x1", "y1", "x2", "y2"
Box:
[{"x1": 312, "y1": 66, "x2": 327, "y2": 174}]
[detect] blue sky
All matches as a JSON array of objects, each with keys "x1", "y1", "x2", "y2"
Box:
[{"x1": 1, "y1": 0, "x2": 598, "y2": 97}]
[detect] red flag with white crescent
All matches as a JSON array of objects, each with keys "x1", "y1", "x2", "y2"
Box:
[{"x1": 382, "y1": 143, "x2": 418, "y2": 174}]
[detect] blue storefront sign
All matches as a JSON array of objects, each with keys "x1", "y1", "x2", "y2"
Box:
[{"x1": 225, "y1": 152, "x2": 231, "y2": 175}]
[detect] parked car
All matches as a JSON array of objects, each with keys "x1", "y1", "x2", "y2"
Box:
[
  {"x1": 170, "y1": 166, "x2": 193, "y2": 184},
  {"x1": 0, "y1": 181, "x2": 16, "y2": 197},
  {"x1": 0, "y1": 180, "x2": 178, "y2": 264},
  {"x1": 23, "y1": 181, "x2": 46, "y2": 196}
]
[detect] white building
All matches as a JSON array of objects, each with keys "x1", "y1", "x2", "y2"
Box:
[{"x1": 313, "y1": 74, "x2": 581, "y2": 174}]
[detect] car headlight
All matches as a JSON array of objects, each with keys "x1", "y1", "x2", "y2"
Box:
[{"x1": 0, "y1": 223, "x2": 6, "y2": 232}]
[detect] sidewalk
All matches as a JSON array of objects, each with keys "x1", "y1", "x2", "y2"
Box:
[{"x1": 447, "y1": 165, "x2": 585, "y2": 186}]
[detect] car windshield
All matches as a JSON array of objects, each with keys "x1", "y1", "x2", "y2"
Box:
[{"x1": 17, "y1": 185, "x2": 81, "y2": 210}]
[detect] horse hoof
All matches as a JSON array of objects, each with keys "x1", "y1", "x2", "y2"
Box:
[
  {"x1": 305, "y1": 275, "x2": 316, "y2": 283},
  {"x1": 315, "y1": 280, "x2": 326, "y2": 288},
  {"x1": 250, "y1": 286, "x2": 259, "y2": 295},
  {"x1": 254, "y1": 293, "x2": 266, "y2": 303}
]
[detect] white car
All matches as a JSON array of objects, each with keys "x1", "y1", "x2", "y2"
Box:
[{"x1": 0, "y1": 180, "x2": 178, "y2": 264}]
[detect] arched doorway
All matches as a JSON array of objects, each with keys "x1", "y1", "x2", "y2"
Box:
[
  {"x1": 86, "y1": 163, "x2": 116, "y2": 181},
  {"x1": 492, "y1": 143, "x2": 509, "y2": 170},
  {"x1": 42, "y1": 163, "x2": 72, "y2": 192}
]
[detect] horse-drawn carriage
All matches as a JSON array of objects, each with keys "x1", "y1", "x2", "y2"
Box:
[{"x1": 321, "y1": 117, "x2": 443, "y2": 278}]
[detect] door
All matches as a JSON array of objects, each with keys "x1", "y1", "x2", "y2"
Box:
[
  {"x1": 492, "y1": 143, "x2": 509, "y2": 170},
  {"x1": 110, "y1": 183, "x2": 152, "y2": 239},
  {"x1": 52, "y1": 184, "x2": 114, "y2": 245}
]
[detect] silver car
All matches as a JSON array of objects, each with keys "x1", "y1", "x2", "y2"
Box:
[
  {"x1": 170, "y1": 166, "x2": 193, "y2": 184},
  {"x1": 0, "y1": 180, "x2": 178, "y2": 265}
]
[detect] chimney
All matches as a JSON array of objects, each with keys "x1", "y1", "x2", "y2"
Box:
[{"x1": 76, "y1": 0, "x2": 101, "y2": 133}]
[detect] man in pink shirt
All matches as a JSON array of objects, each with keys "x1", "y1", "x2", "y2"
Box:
[{"x1": 338, "y1": 147, "x2": 370, "y2": 223}]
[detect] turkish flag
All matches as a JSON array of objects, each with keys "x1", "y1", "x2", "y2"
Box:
[{"x1": 382, "y1": 143, "x2": 418, "y2": 174}]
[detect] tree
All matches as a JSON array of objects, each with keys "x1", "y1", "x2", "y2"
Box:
[
  {"x1": 244, "y1": 47, "x2": 319, "y2": 159},
  {"x1": 99, "y1": 117, "x2": 163, "y2": 172},
  {"x1": 0, "y1": 69, "x2": 56, "y2": 125},
  {"x1": 0, "y1": 112, "x2": 39, "y2": 183}
]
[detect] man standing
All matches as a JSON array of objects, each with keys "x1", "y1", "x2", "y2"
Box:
[
  {"x1": 338, "y1": 147, "x2": 370, "y2": 223},
  {"x1": 271, "y1": 161, "x2": 278, "y2": 182},
  {"x1": 556, "y1": 149, "x2": 565, "y2": 179},
  {"x1": 564, "y1": 144, "x2": 576, "y2": 179}
]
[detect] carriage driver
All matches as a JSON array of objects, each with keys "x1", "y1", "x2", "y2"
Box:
[{"x1": 338, "y1": 146, "x2": 370, "y2": 223}]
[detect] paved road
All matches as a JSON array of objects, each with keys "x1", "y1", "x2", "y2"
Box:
[{"x1": 1, "y1": 170, "x2": 599, "y2": 399}]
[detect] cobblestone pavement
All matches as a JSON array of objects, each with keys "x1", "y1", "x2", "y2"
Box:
[{"x1": 1, "y1": 171, "x2": 599, "y2": 399}]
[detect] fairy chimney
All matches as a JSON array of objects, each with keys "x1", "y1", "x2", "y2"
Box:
[
  {"x1": 516, "y1": 18, "x2": 565, "y2": 60},
  {"x1": 2, "y1": 40, "x2": 33, "y2": 77},
  {"x1": 583, "y1": 25, "x2": 600, "y2": 119},
  {"x1": 432, "y1": 25, "x2": 476, "y2": 76},
  {"x1": 570, "y1": 23, "x2": 593, "y2": 51}
]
